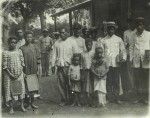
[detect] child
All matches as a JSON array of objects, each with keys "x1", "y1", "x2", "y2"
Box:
[
  {"x1": 81, "y1": 39, "x2": 94, "y2": 106},
  {"x1": 2, "y1": 37, "x2": 26, "y2": 114},
  {"x1": 68, "y1": 53, "x2": 81, "y2": 106},
  {"x1": 21, "y1": 31, "x2": 41, "y2": 109},
  {"x1": 91, "y1": 47, "x2": 109, "y2": 107}
]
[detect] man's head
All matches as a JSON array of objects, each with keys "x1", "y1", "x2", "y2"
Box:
[
  {"x1": 17, "y1": 29, "x2": 24, "y2": 39},
  {"x1": 42, "y1": 29, "x2": 49, "y2": 37},
  {"x1": 106, "y1": 22, "x2": 117, "y2": 37},
  {"x1": 25, "y1": 30, "x2": 33, "y2": 44},
  {"x1": 73, "y1": 22, "x2": 81, "y2": 38},
  {"x1": 53, "y1": 32, "x2": 60, "y2": 39},
  {"x1": 85, "y1": 38, "x2": 93, "y2": 52},
  {"x1": 59, "y1": 28, "x2": 67, "y2": 41},
  {"x1": 127, "y1": 18, "x2": 135, "y2": 30},
  {"x1": 136, "y1": 17, "x2": 145, "y2": 35}
]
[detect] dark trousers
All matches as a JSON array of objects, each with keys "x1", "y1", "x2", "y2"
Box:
[
  {"x1": 133, "y1": 68, "x2": 149, "y2": 101},
  {"x1": 107, "y1": 67, "x2": 120, "y2": 102},
  {"x1": 57, "y1": 66, "x2": 70, "y2": 103}
]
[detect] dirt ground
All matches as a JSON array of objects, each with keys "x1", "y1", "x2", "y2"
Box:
[{"x1": 1, "y1": 76, "x2": 149, "y2": 118}]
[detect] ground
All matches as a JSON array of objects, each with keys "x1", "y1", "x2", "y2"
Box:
[{"x1": 1, "y1": 76, "x2": 149, "y2": 118}]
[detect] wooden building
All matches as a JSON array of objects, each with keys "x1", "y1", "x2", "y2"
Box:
[{"x1": 51, "y1": 0, "x2": 150, "y2": 36}]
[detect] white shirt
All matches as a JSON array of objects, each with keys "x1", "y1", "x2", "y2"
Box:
[
  {"x1": 81, "y1": 50, "x2": 94, "y2": 69},
  {"x1": 130, "y1": 30, "x2": 150, "y2": 68},
  {"x1": 51, "y1": 38, "x2": 78, "y2": 67},
  {"x1": 16, "y1": 39, "x2": 25, "y2": 49},
  {"x1": 67, "y1": 36, "x2": 86, "y2": 53},
  {"x1": 102, "y1": 35, "x2": 126, "y2": 67}
]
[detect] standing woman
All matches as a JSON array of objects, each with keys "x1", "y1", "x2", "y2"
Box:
[
  {"x1": 21, "y1": 30, "x2": 41, "y2": 109},
  {"x1": 2, "y1": 37, "x2": 26, "y2": 114}
]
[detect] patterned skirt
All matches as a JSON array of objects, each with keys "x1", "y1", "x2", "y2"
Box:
[{"x1": 3, "y1": 71, "x2": 25, "y2": 102}]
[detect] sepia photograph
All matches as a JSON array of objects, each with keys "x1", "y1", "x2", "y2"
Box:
[{"x1": 0, "y1": 0, "x2": 150, "y2": 118}]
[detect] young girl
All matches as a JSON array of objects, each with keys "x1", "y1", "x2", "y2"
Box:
[
  {"x1": 2, "y1": 37, "x2": 26, "y2": 114},
  {"x1": 91, "y1": 47, "x2": 109, "y2": 107},
  {"x1": 21, "y1": 31, "x2": 41, "y2": 109},
  {"x1": 68, "y1": 53, "x2": 81, "y2": 106}
]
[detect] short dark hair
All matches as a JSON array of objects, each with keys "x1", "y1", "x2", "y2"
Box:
[
  {"x1": 8, "y1": 36, "x2": 18, "y2": 44},
  {"x1": 72, "y1": 53, "x2": 81, "y2": 63},
  {"x1": 25, "y1": 30, "x2": 33, "y2": 37}
]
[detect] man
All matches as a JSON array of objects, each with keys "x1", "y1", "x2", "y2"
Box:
[
  {"x1": 130, "y1": 17, "x2": 149, "y2": 104},
  {"x1": 39, "y1": 29, "x2": 53, "y2": 76},
  {"x1": 121, "y1": 18, "x2": 136, "y2": 97},
  {"x1": 16, "y1": 29, "x2": 25, "y2": 49},
  {"x1": 51, "y1": 28, "x2": 78, "y2": 106},
  {"x1": 102, "y1": 22, "x2": 126, "y2": 104},
  {"x1": 67, "y1": 22, "x2": 86, "y2": 54}
]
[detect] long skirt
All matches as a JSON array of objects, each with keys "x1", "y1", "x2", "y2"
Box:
[{"x1": 3, "y1": 71, "x2": 25, "y2": 102}]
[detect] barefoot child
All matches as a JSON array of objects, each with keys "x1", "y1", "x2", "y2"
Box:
[
  {"x1": 81, "y1": 39, "x2": 94, "y2": 106},
  {"x1": 91, "y1": 47, "x2": 109, "y2": 107},
  {"x1": 2, "y1": 37, "x2": 26, "y2": 114},
  {"x1": 68, "y1": 53, "x2": 81, "y2": 106}
]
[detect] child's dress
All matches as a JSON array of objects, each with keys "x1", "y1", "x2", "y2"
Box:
[
  {"x1": 2, "y1": 49, "x2": 25, "y2": 102},
  {"x1": 68, "y1": 65, "x2": 81, "y2": 92},
  {"x1": 21, "y1": 44, "x2": 40, "y2": 93},
  {"x1": 91, "y1": 58, "x2": 109, "y2": 105}
]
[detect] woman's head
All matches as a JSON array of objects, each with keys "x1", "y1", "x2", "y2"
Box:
[
  {"x1": 25, "y1": 30, "x2": 33, "y2": 44},
  {"x1": 8, "y1": 36, "x2": 18, "y2": 50},
  {"x1": 72, "y1": 53, "x2": 80, "y2": 66}
]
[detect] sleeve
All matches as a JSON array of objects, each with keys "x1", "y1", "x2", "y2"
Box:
[
  {"x1": 123, "y1": 31, "x2": 128, "y2": 48},
  {"x1": 19, "y1": 49, "x2": 25, "y2": 67},
  {"x1": 129, "y1": 34, "x2": 135, "y2": 61},
  {"x1": 51, "y1": 42, "x2": 57, "y2": 67},
  {"x1": 119, "y1": 38, "x2": 127, "y2": 60},
  {"x1": 2, "y1": 51, "x2": 8, "y2": 69}
]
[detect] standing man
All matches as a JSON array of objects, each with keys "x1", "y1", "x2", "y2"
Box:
[
  {"x1": 67, "y1": 22, "x2": 86, "y2": 54},
  {"x1": 121, "y1": 18, "x2": 136, "y2": 96},
  {"x1": 130, "y1": 17, "x2": 149, "y2": 104},
  {"x1": 51, "y1": 28, "x2": 78, "y2": 106},
  {"x1": 16, "y1": 29, "x2": 26, "y2": 49},
  {"x1": 102, "y1": 22, "x2": 127, "y2": 104},
  {"x1": 39, "y1": 29, "x2": 53, "y2": 76}
]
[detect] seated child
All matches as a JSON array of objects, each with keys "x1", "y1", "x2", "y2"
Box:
[
  {"x1": 68, "y1": 53, "x2": 81, "y2": 106},
  {"x1": 2, "y1": 37, "x2": 26, "y2": 114},
  {"x1": 91, "y1": 47, "x2": 109, "y2": 107}
]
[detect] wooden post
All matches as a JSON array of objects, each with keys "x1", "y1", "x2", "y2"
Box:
[
  {"x1": 127, "y1": 0, "x2": 131, "y2": 18},
  {"x1": 69, "y1": 12, "x2": 73, "y2": 35}
]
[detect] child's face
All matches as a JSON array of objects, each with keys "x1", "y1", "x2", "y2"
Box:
[
  {"x1": 85, "y1": 42, "x2": 92, "y2": 51},
  {"x1": 26, "y1": 34, "x2": 33, "y2": 43},
  {"x1": 73, "y1": 56, "x2": 80, "y2": 65},
  {"x1": 9, "y1": 39, "x2": 17, "y2": 49},
  {"x1": 96, "y1": 48, "x2": 103, "y2": 58}
]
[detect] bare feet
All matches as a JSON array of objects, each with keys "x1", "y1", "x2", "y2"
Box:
[
  {"x1": 9, "y1": 108, "x2": 14, "y2": 114},
  {"x1": 31, "y1": 104, "x2": 39, "y2": 109}
]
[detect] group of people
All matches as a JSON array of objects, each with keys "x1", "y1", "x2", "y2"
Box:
[{"x1": 2, "y1": 16, "x2": 149, "y2": 114}]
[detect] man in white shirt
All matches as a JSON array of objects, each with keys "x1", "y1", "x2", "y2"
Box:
[
  {"x1": 16, "y1": 29, "x2": 25, "y2": 49},
  {"x1": 39, "y1": 29, "x2": 53, "y2": 76},
  {"x1": 102, "y1": 22, "x2": 126, "y2": 104},
  {"x1": 67, "y1": 22, "x2": 86, "y2": 54},
  {"x1": 51, "y1": 28, "x2": 78, "y2": 106},
  {"x1": 130, "y1": 17, "x2": 149, "y2": 104},
  {"x1": 121, "y1": 18, "x2": 135, "y2": 96}
]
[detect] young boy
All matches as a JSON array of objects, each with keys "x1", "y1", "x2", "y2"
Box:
[{"x1": 81, "y1": 38, "x2": 94, "y2": 106}]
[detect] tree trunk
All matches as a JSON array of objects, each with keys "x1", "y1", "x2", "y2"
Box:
[
  {"x1": 39, "y1": 12, "x2": 46, "y2": 30},
  {"x1": 23, "y1": 19, "x2": 29, "y2": 31}
]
